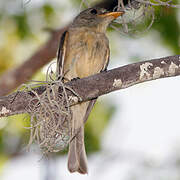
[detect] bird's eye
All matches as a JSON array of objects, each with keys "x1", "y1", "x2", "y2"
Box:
[{"x1": 90, "y1": 9, "x2": 97, "y2": 15}]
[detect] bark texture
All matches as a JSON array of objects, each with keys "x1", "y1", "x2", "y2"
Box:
[{"x1": 0, "y1": 55, "x2": 180, "y2": 117}]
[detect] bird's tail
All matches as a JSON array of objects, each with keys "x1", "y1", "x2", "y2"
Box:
[{"x1": 68, "y1": 126, "x2": 88, "y2": 174}]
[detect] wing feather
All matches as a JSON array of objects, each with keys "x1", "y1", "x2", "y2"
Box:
[{"x1": 56, "y1": 30, "x2": 69, "y2": 80}]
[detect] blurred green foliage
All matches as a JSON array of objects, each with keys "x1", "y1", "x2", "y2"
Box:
[
  {"x1": 0, "y1": 114, "x2": 30, "y2": 164},
  {"x1": 42, "y1": 4, "x2": 55, "y2": 24},
  {"x1": 85, "y1": 101, "x2": 115, "y2": 153},
  {"x1": 152, "y1": 6, "x2": 180, "y2": 54},
  {"x1": 13, "y1": 13, "x2": 32, "y2": 39}
]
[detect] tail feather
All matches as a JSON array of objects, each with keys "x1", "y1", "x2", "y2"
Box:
[
  {"x1": 76, "y1": 126, "x2": 88, "y2": 174},
  {"x1": 68, "y1": 126, "x2": 88, "y2": 174},
  {"x1": 68, "y1": 139, "x2": 79, "y2": 173}
]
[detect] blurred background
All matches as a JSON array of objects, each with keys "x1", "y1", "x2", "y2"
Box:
[{"x1": 0, "y1": 0, "x2": 180, "y2": 179}]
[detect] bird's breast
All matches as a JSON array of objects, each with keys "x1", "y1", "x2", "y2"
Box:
[{"x1": 64, "y1": 29, "x2": 109, "y2": 80}]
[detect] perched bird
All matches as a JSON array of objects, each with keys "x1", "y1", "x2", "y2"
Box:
[{"x1": 56, "y1": 7, "x2": 124, "y2": 174}]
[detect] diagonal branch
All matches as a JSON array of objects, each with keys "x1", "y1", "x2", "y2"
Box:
[
  {"x1": 0, "y1": 55, "x2": 180, "y2": 118},
  {"x1": 0, "y1": 27, "x2": 67, "y2": 96}
]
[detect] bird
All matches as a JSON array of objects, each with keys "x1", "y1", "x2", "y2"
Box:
[{"x1": 56, "y1": 7, "x2": 124, "y2": 174}]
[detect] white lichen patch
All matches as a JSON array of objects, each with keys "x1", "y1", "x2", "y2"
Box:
[
  {"x1": 0, "y1": 106, "x2": 11, "y2": 115},
  {"x1": 139, "y1": 62, "x2": 153, "y2": 80},
  {"x1": 113, "y1": 79, "x2": 122, "y2": 88},
  {"x1": 68, "y1": 96, "x2": 78, "y2": 103},
  {"x1": 161, "y1": 61, "x2": 166, "y2": 64},
  {"x1": 153, "y1": 67, "x2": 164, "y2": 79},
  {"x1": 168, "y1": 62, "x2": 178, "y2": 75}
]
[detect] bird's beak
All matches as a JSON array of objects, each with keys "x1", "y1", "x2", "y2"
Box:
[{"x1": 98, "y1": 11, "x2": 125, "y2": 19}]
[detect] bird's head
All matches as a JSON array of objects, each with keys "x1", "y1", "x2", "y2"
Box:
[{"x1": 71, "y1": 7, "x2": 124, "y2": 32}]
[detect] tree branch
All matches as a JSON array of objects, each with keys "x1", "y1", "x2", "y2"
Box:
[{"x1": 0, "y1": 55, "x2": 179, "y2": 117}]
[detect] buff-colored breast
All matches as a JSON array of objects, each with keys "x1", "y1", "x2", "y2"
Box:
[{"x1": 63, "y1": 28, "x2": 109, "y2": 80}]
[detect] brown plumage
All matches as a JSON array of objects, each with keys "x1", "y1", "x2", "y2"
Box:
[{"x1": 56, "y1": 7, "x2": 124, "y2": 174}]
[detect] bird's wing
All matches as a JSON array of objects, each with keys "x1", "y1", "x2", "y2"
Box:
[
  {"x1": 56, "y1": 30, "x2": 69, "y2": 80},
  {"x1": 83, "y1": 99, "x2": 97, "y2": 123},
  {"x1": 102, "y1": 47, "x2": 110, "y2": 71},
  {"x1": 83, "y1": 47, "x2": 110, "y2": 123}
]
